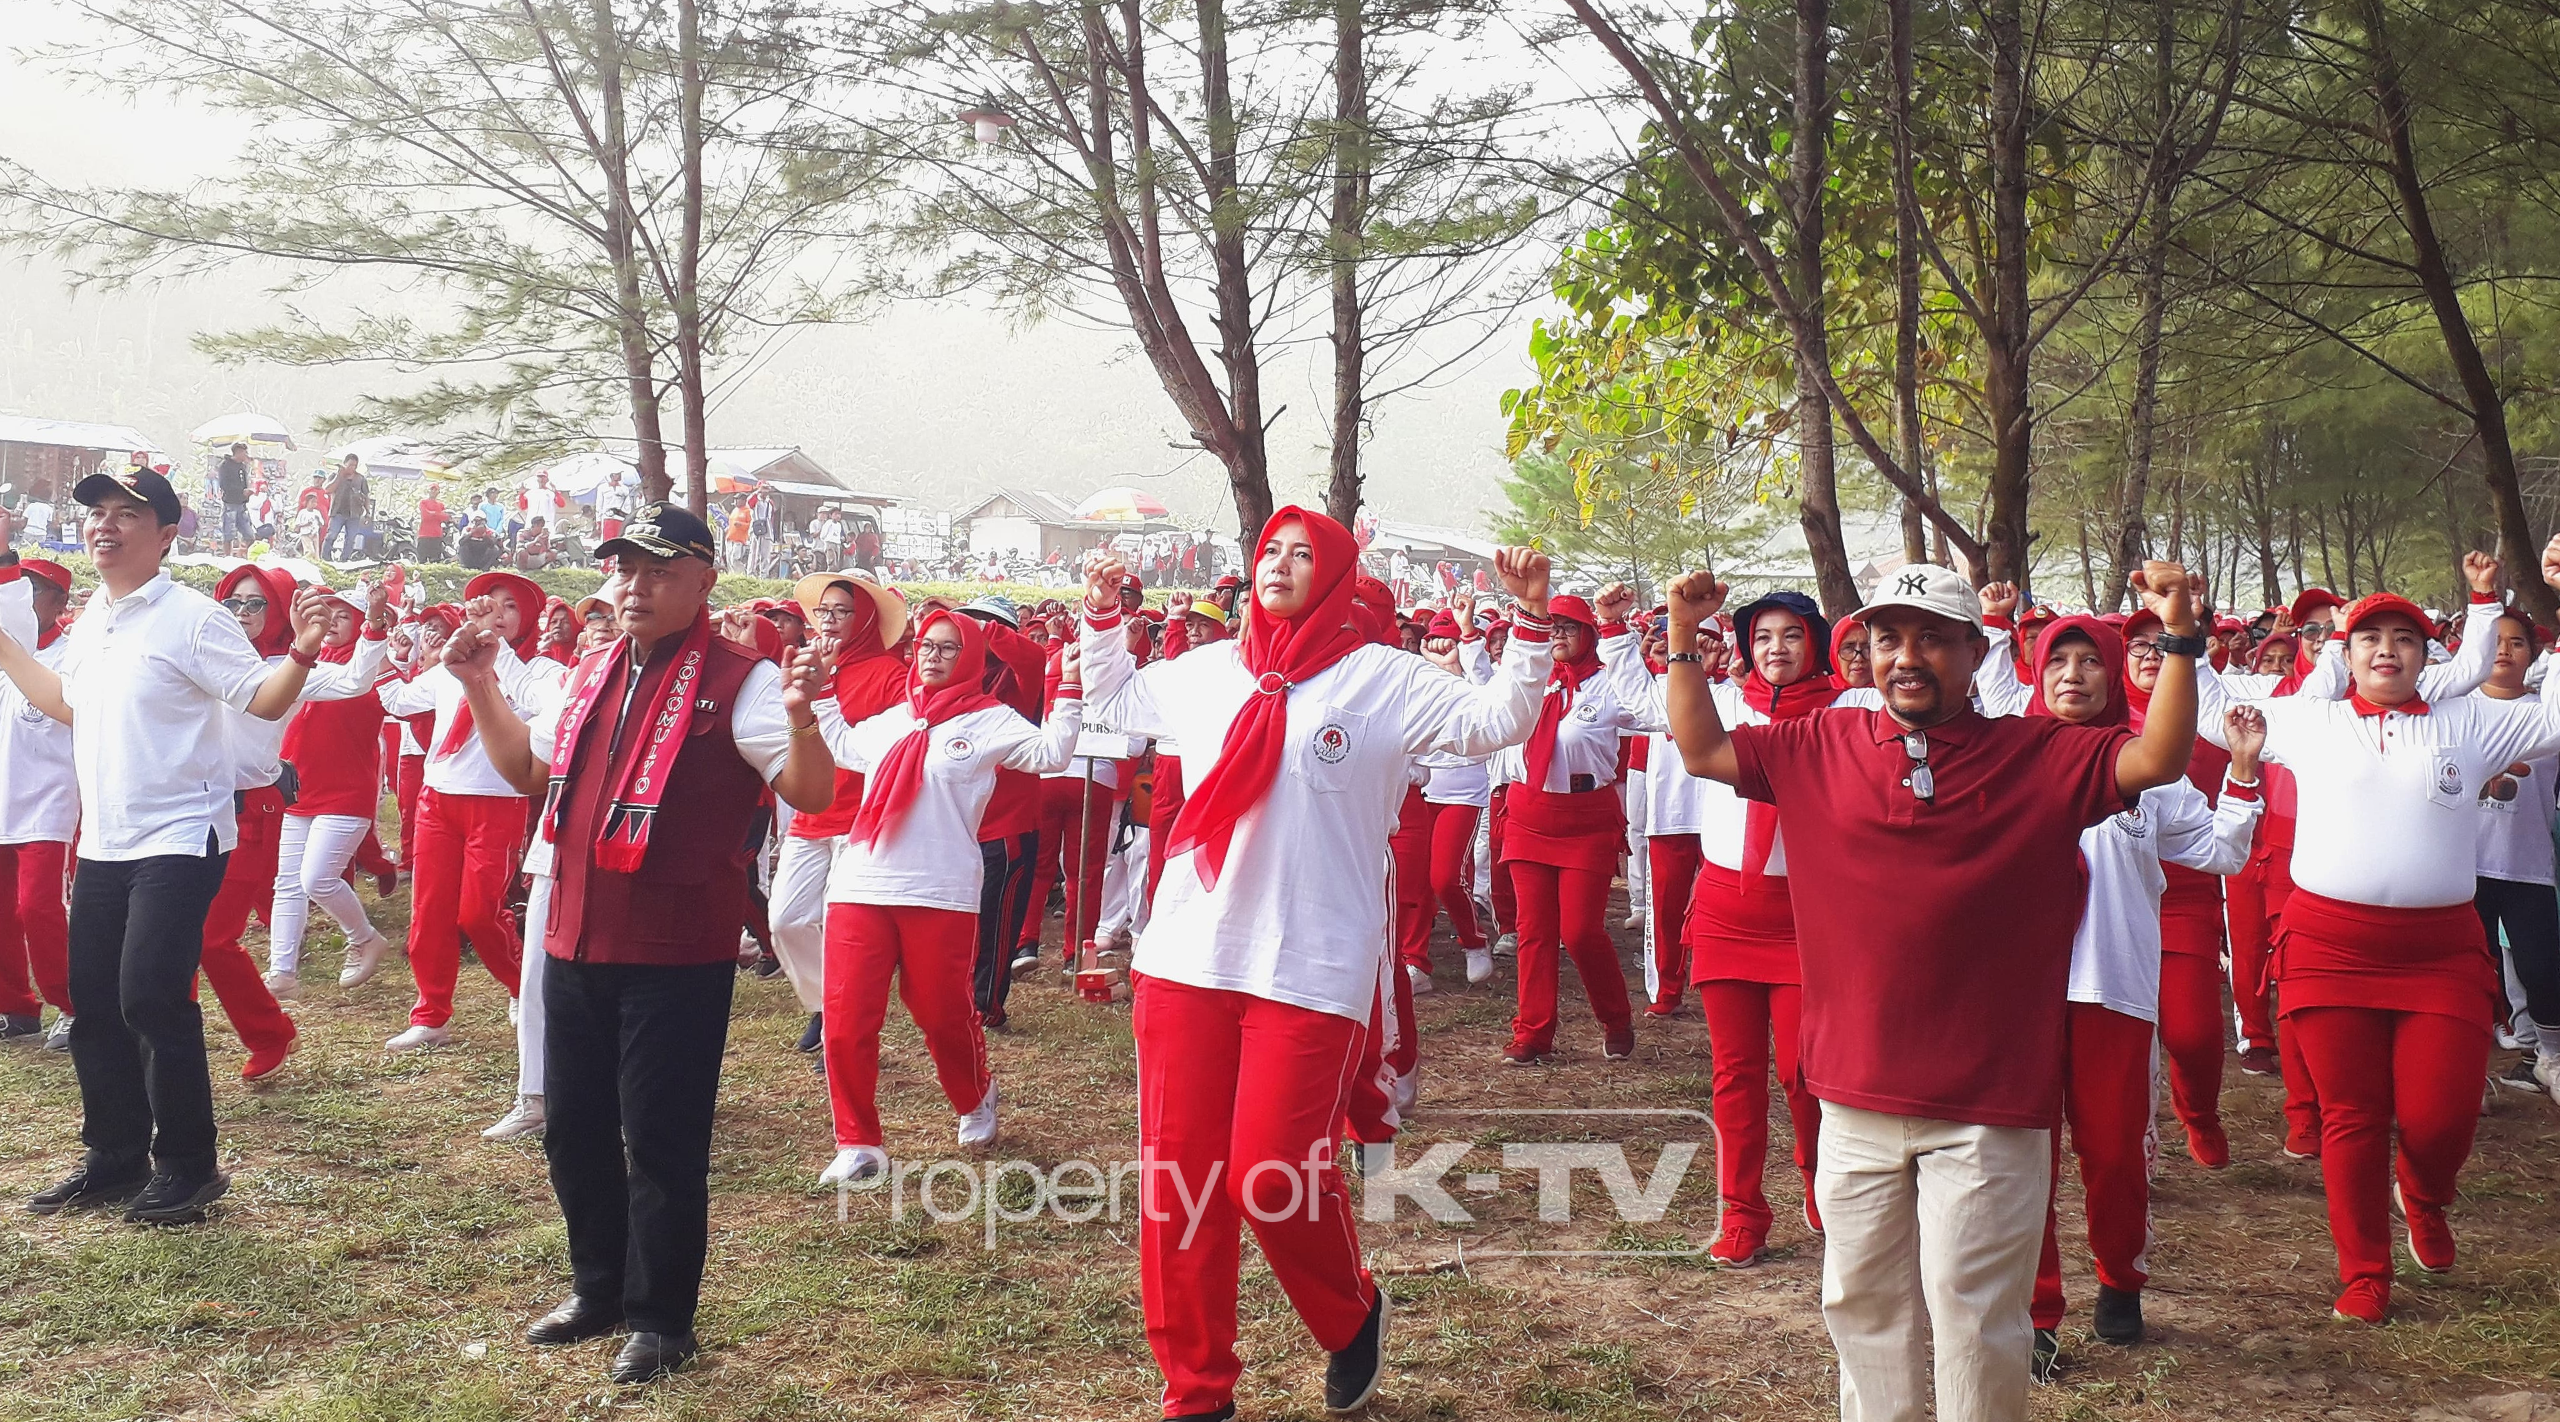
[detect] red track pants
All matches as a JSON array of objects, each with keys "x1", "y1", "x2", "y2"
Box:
[
  {"x1": 1488, "y1": 787, "x2": 1516, "y2": 935},
  {"x1": 198, "y1": 789, "x2": 296, "y2": 1055},
  {"x1": 820, "y1": 902, "x2": 990, "y2": 1148},
  {"x1": 1699, "y1": 979, "x2": 1817, "y2": 1239},
  {"x1": 404, "y1": 788, "x2": 524, "y2": 1028},
  {"x1": 1644, "y1": 834, "x2": 1703, "y2": 1011},
  {"x1": 1394, "y1": 801, "x2": 1484, "y2": 970},
  {"x1": 1146, "y1": 755, "x2": 1185, "y2": 901},
  {"x1": 2288, "y1": 1005, "x2": 2490, "y2": 1313},
  {"x1": 2228, "y1": 850, "x2": 2322, "y2": 1150},
  {"x1": 2033, "y1": 1002, "x2": 2157, "y2": 1329},
  {"x1": 2158, "y1": 907, "x2": 2230, "y2": 1152},
  {"x1": 0, "y1": 840, "x2": 71, "y2": 1017},
  {"x1": 1025, "y1": 777, "x2": 1112, "y2": 961},
  {"x1": 1134, "y1": 975, "x2": 1375, "y2": 1419},
  {"x1": 1392, "y1": 790, "x2": 1435, "y2": 973},
  {"x1": 1507, "y1": 859, "x2": 1632, "y2": 1054}
]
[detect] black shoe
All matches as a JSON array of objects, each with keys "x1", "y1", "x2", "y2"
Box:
[
  {"x1": 608, "y1": 1330, "x2": 698, "y2": 1384},
  {"x1": 0, "y1": 1013, "x2": 40, "y2": 1041},
  {"x1": 1323, "y1": 1287, "x2": 1389, "y2": 1412},
  {"x1": 797, "y1": 1013, "x2": 823, "y2": 1054},
  {"x1": 751, "y1": 951, "x2": 782, "y2": 979},
  {"x1": 2031, "y1": 1326, "x2": 2062, "y2": 1384},
  {"x1": 27, "y1": 1164, "x2": 148, "y2": 1215},
  {"x1": 1169, "y1": 1407, "x2": 1236, "y2": 1421},
  {"x1": 123, "y1": 1169, "x2": 230, "y2": 1225},
  {"x1": 2494, "y1": 1054, "x2": 2545, "y2": 1093},
  {"x1": 526, "y1": 1294, "x2": 627, "y2": 1346},
  {"x1": 2093, "y1": 1284, "x2": 2144, "y2": 1345}
]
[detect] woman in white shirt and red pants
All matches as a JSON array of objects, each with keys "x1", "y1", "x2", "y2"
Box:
[{"x1": 1079, "y1": 510, "x2": 1553, "y2": 1422}]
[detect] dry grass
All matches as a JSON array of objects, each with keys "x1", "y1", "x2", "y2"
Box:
[{"x1": 2, "y1": 856, "x2": 2556, "y2": 1421}]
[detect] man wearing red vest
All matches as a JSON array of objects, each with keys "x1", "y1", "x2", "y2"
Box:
[{"x1": 445, "y1": 503, "x2": 838, "y2": 1384}]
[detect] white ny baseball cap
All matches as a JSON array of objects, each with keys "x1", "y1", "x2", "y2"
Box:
[{"x1": 1861, "y1": 564, "x2": 1982, "y2": 630}]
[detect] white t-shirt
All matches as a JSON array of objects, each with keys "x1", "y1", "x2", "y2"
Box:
[
  {"x1": 56, "y1": 572, "x2": 275, "y2": 859},
  {"x1": 820, "y1": 699, "x2": 1083, "y2": 911},
  {"x1": 227, "y1": 633, "x2": 392, "y2": 791},
  {"x1": 1612, "y1": 648, "x2": 1801, "y2": 868},
  {"x1": 380, "y1": 642, "x2": 555, "y2": 798},
  {"x1": 2067, "y1": 778, "x2": 2259, "y2": 1021},
  {"x1": 2469, "y1": 689, "x2": 2559, "y2": 887},
  {"x1": 1080, "y1": 610, "x2": 1551, "y2": 1020}
]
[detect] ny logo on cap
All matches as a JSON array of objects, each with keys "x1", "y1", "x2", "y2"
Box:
[{"x1": 1894, "y1": 571, "x2": 1929, "y2": 596}]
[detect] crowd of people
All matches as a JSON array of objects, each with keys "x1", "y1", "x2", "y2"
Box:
[{"x1": 1, "y1": 464, "x2": 2556, "y2": 1422}]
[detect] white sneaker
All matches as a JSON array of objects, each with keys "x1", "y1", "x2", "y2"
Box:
[
  {"x1": 507, "y1": 996, "x2": 522, "y2": 1028},
  {"x1": 263, "y1": 969, "x2": 300, "y2": 1001},
  {"x1": 820, "y1": 1145, "x2": 890, "y2": 1189},
  {"x1": 2537, "y1": 1053, "x2": 2560, "y2": 1105},
  {"x1": 1405, "y1": 964, "x2": 1434, "y2": 995},
  {"x1": 1494, "y1": 933, "x2": 1518, "y2": 958},
  {"x1": 1622, "y1": 908, "x2": 1646, "y2": 931},
  {"x1": 43, "y1": 1014, "x2": 73, "y2": 1052},
  {"x1": 385, "y1": 1024, "x2": 450, "y2": 1054},
  {"x1": 1391, "y1": 1068, "x2": 1419, "y2": 1114},
  {"x1": 482, "y1": 1094, "x2": 546, "y2": 1140},
  {"x1": 339, "y1": 932, "x2": 391, "y2": 989},
  {"x1": 958, "y1": 1083, "x2": 999, "y2": 1148},
  {"x1": 1464, "y1": 948, "x2": 1494, "y2": 985}
]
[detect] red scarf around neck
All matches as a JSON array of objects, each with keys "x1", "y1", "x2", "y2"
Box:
[
  {"x1": 539, "y1": 608, "x2": 714, "y2": 871},
  {"x1": 1736, "y1": 666, "x2": 1840, "y2": 882},
  {"x1": 1523, "y1": 600, "x2": 1604, "y2": 793},
  {"x1": 851, "y1": 611, "x2": 1005, "y2": 848},
  {"x1": 435, "y1": 588, "x2": 543, "y2": 760},
  {"x1": 1166, "y1": 506, "x2": 1367, "y2": 887}
]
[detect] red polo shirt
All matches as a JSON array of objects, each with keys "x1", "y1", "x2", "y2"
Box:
[{"x1": 1729, "y1": 706, "x2": 2134, "y2": 1129}]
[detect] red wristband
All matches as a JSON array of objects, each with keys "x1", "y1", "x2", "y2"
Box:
[{"x1": 288, "y1": 646, "x2": 319, "y2": 668}]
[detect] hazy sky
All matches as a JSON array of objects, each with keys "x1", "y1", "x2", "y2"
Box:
[{"x1": 0, "y1": 0, "x2": 1548, "y2": 536}]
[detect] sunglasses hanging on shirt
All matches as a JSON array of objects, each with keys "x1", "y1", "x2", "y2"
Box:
[{"x1": 1902, "y1": 729, "x2": 1934, "y2": 802}]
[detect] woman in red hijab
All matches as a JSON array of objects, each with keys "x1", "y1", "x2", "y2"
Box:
[
  {"x1": 806, "y1": 610, "x2": 1084, "y2": 1186},
  {"x1": 1076, "y1": 510, "x2": 1555, "y2": 1421}
]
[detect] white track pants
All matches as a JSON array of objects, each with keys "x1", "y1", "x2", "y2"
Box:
[{"x1": 267, "y1": 812, "x2": 380, "y2": 975}]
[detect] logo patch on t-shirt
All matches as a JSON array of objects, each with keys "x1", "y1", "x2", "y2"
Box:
[
  {"x1": 15, "y1": 701, "x2": 44, "y2": 727},
  {"x1": 2113, "y1": 805, "x2": 2148, "y2": 839},
  {"x1": 2434, "y1": 754, "x2": 2464, "y2": 799},
  {"x1": 1311, "y1": 723, "x2": 1352, "y2": 764},
  {"x1": 1573, "y1": 700, "x2": 1602, "y2": 723},
  {"x1": 944, "y1": 735, "x2": 975, "y2": 762}
]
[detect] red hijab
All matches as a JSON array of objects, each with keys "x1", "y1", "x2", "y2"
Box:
[
  {"x1": 1827, "y1": 614, "x2": 1867, "y2": 692},
  {"x1": 1522, "y1": 594, "x2": 1606, "y2": 792},
  {"x1": 215, "y1": 564, "x2": 301, "y2": 658},
  {"x1": 1167, "y1": 506, "x2": 1367, "y2": 886},
  {"x1": 850, "y1": 610, "x2": 1006, "y2": 848},
  {"x1": 2027, "y1": 615, "x2": 2131, "y2": 730}
]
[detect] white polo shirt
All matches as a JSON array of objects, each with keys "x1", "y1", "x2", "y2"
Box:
[
  {"x1": 820, "y1": 699, "x2": 1084, "y2": 911},
  {"x1": 55, "y1": 571, "x2": 275, "y2": 860},
  {"x1": 379, "y1": 641, "x2": 555, "y2": 798}
]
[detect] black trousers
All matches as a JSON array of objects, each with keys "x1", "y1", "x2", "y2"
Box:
[
  {"x1": 542, "y1": 956, "x2": 735, "y2": 1334},
  {"x1": 973, "y1": 832, "x2": 1038, "y2": 1016},
  {"x1": 2475, "y1": 874, "x2": 2560, "y2": 1033},
  {"x1": 67, "y1": 844, "x2": 232, "y2": 1179}
]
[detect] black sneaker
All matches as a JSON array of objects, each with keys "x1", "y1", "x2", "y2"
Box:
[
  {"x1": 608, "y1": 1329, "x2": 698, "y2": 1384},
  {"x1": 0, "y1": 1013, "x2": 40, "y2": 1042},
  {"x1": 124, "y1": 1169, "x2": 231, "y2": 1225},
  {"x1": 1323, "y1": 1287, "x2": 1389, "y2": 1412},
  {"x1": 797, "y1": 1013, "x2": 824, "y2": 1054},
  {"x1": 1169, "y1": 1407, "x2": 1236, "y2": 1421},
  {"x1": 2031, "y1": 1327, "x2": 2062, "y2": 1384},
  {"x1": 27, "y1": 1165, "x2": 149, "y2": 1215},
  {"x1": 2494, "y1": 1054, "x2": 2545, "y2": 1093},
  {"x1": 2094, "y1": 1283, "x2": 2144, "y2": 1345},
  {"x1": 751, "y1": 951, "x2": 782, "y2": 980}
]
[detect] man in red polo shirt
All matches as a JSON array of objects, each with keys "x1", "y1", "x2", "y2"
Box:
[
  {"x1": 1662, "y1": 560, "x2": 2203, "y2": 1422},
  {"x1": 444, "y1": 502, "x2": 839, "y2": 1384}
]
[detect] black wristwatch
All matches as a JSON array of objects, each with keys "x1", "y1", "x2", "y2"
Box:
[{"x1": 2155, "y1": 629, "x2": 2209, "y2": 658}]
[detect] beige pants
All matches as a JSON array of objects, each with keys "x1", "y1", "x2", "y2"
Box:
[{"x1": 1815, "y1": 1101, "x2": 2051, "y2": 1422}]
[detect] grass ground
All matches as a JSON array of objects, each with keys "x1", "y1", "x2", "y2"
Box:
[{"x1": 2, "y1": 855, "x2": 2557, "y2": 1421}]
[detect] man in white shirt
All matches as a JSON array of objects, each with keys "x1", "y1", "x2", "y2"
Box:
[
  {"x1": 595, "y1": 469, "x2": 635, "y2": 543},
  {"x1": 0, "y1": 551, "x2": 76, "y2": 1046},
  {"x1": 0, "y1": 467, "x2": 331, "y2": 1226}
]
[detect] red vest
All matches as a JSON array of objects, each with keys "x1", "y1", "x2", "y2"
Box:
[{"x1": 546, "y1": 637, "x2": 766, "y2": 966}]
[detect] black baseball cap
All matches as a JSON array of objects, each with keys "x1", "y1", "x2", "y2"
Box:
[
  {"x1": 595, "y1": 501, "x2": 719, "y2": 564},
  {"x1": 74, "y1": 466, "x2": 182, "y2": 526}
]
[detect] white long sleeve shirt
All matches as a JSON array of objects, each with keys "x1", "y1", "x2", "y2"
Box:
[
  {"x1": 2068, "y1": 779, "x2": 2259, "y2": 1021},
  {"x1": 0, "y1": 577, "x2": 74, "y2": 844},
  {"x1": 228, "y1": 633, "x2": 394, "y2": 791},
  {"x1": 379, "y1": 641, "x2": 553, "y2": 798},
  {"x1": 55, "y1": 572, "x2": 275, "y2": 860},
  {"x1": 1490, "y1": 631, "x2": 1644, "y2": 794},
  {"x1": 819, "y1": 699, "x2": 1083, "y2": 912},
  {"x1": 1080, "y1": 610, "x2": 1551, "y2": 1020},
  {"x1": 2469, "y1": 688, "x2": 2560, "y2": 887}
]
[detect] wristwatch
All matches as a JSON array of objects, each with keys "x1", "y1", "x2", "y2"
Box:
[{"x1": 2155, "y1": 630, "x2": 2208, "y2": 658}]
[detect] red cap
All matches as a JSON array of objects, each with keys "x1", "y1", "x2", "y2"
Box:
[
  {"x1": 2290, "y1": 587, "x2": 2346, "y2": 623},
  {"x1": 2341, "y1": 592, "x2": 2430, "y2": 636},
  {"x1": 1547, "y1": 594, "x2": 1597, "y2": 628},
  {"x1": 17, "y1": 559, "x2": 72, "y2": 594},
  {"x1": 1427, "y1": 611, "x2": 1461, "y2": 639},
  {"x1": 1119, "y1": 572, "x2": 1145, "y2": 592}
]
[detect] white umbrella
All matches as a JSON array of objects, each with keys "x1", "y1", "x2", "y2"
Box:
[
  {"x1": 191, "y1": 412, "x2": 298, "y2": 449},
  {"x1": 536, "y1": 450, "x2": 638, "y2": 499}
]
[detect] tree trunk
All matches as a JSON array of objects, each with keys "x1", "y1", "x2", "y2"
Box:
[
  {"x1": 1322, "y1": 0, "x2": 1367, "y2": 531},
  {"x1": 1887, "y1": 0, "x2": 1929, "y2": 570},
  {"x1": 1198, "y1": 0, "x2": 1274, "y2": 540},
  {"x1": 1981, "y1": 0, "x2": 2035, "y2": 588},
  {"x1": 590, "y1": 0, "x2": 668, "y2": 502},
  {"x1": 2107, "y1": 0, "x2": 2178, "y2": 613},
  {"x1": 1790, "y1": 0, "x2": 1859, "y2": 615},
  {"x1": 674, "y1": 0, "x2": 709, "y2": 518},
  {"x1": 2359, "y1": 0, "x2": 2551, "y2": 622}
]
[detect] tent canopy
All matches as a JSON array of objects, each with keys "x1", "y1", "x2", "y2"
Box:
[{"x1": 190, "y1": 412, "x2": 298, "y2": 449}]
